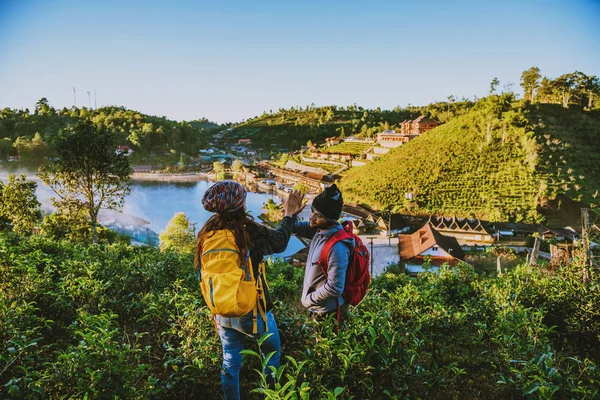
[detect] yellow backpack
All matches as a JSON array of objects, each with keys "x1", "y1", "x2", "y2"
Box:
[{"x1": 198, "y1": 229, "x2": 267, "y2": 334}]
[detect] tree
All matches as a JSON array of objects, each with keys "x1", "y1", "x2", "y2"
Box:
[
  {"x1": 179, "y1": 153, "x2": 186, "y2": 170},
  {"x1": 213, "y1": 161, "x2": 226, "y2": 180},
  {"x1": 0, "y1": 174, "x2": 42, "y2": 235},
  {"x1": 520, "y1": 67, "x2": 541, "y2": 102},
  {"x1": 446, "y1": 95, "x2": 455, "y2": 113},
  {"x1": 231, "y1": 159, "x2": 244, "y2": 172},
  {"x1": 0, "y1": 138, "x2": 12, "y2": 161},
  {"x1": 39, "y1": 120, "x2": 131, "y2": 243},
  {"x1": 490, "y1": 78, "x2": 500, "y2": 94},
  {"x1": 159, "y1": 212, "x2": 196, "y2": 253},
  {"x1": 34, "y1": 97, "x2": 52, "y2": 115},
  {"x1": 262, "y1": 198, "x2": 283, "y2": 221},
  {"x1": 583, "y1": 75, "x2": 600, "y2": 108},
  {"x1": 13, "y1": 133, "x2": 51, "y2": 164},
  {"x1": 293, "y1": 182, "x2": 310, "y2": 195},
  {"x1": 549, "y1": 72, "x2": 588, "y2": 108},
  {"x1": 39, "y1": 202, "x2": 93, "y2": 242}
]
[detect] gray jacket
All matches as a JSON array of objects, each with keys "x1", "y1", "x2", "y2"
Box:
[{"x1": 292, "y1": 221, "x2": 354, "y2": 314}]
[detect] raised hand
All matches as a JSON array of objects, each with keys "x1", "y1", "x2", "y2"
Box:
[{"x1": 283, "y1": 190, "x2": 306, "y2": 217}]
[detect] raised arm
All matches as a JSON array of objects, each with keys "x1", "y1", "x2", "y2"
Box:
[
  {"x1": 292, "y1": 220, "x2": 317, "y2": 240},
  {"x1": 252, "y1": 190, "x2": 307, "y2": 255}
]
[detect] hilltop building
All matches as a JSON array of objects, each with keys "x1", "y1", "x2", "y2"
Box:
[
  {"x1": 376, "y1": 116, "x2": 439, "y2": 148},
  {"x1": 400, "y1": 116, "x2": 439, "y2": 135}
]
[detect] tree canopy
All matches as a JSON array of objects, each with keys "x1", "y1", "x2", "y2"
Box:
[
  {"x1": 39, "y1": 120, "x2": 131, "y2": 243},
  {"x1": 158, "y1": 212, "x2": 196, "y2": 253},
  {"x1": 0, "y1": 174, "x2": 41, "y2": 235}
]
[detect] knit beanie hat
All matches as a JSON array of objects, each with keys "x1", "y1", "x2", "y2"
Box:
[
  {"x1": 202, "y1": 180, "x2": 247, "y2": 214},
  {"x1": 312, "y1": 184, "x2": 343, "y2": 221}
]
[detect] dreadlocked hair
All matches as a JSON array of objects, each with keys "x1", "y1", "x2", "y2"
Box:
[{"x1": 195, "y1": 208, "x2": 260, "y2": 271}]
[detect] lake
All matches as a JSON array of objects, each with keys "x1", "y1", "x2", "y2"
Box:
[
  {"x1": 1, "y1": 172, "x2": 305, "y2": 258},
  {"x1": 121, "y1": 180, "x2": 305, "y2": 258}
]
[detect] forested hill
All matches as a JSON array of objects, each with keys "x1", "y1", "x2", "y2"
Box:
[
  {"x1": 0, "y1": 100, "x2": 219, "y2": 163},
  {"x1": 340, "y1": 94, "x2": 600, "y2": 224},
  {"x1": 228, "y1": 101, "x2": 474, "y2": 149}
]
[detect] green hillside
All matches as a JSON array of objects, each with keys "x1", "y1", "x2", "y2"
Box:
[
  {"x1": 227, "y1": 101, "x2": 474, "y2": 150},
  {"x1": 322, "y1": 141, "x2": 374, "y2": 154},
  {"x1": 339, "y1": 94, "x2": 600, "y2": 223},
  {"x1": 0, "y1": 100, "x2": 219, "y2": 164}
]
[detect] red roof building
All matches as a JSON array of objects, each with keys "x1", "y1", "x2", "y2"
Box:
[
  {"x1": 400, "y1": 116, "x2": 439, "y2": 135},
  {"x1": 399, "y1": 223, "x2": 465, "y2": 273}
]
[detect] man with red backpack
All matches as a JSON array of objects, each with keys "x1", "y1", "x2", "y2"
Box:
[{"x1": 292, "y1": 184, "x2": 370, "y2": 326}]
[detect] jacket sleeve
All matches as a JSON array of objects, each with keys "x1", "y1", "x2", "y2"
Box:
[
  {"x1": 306, "y1": 240, "x2": 351, "y2": 305},
  {"x1": 291, "y1": 220, "x2": 318, "y2": 240},
  {"x1": 252, "y1": 216, "x2": 295, "y2": 255}
]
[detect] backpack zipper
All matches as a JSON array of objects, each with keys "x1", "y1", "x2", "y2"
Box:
[
  {"x1": 209, "y1": 277, "x2": 216, "y2": 308},
  {"x1": 201, "y1": 248, "x2": 240, "y2": 257}
]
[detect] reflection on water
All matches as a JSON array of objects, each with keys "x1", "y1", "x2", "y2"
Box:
[
  {"x1": 1, "y1": 172, "x2": 304, "y2": 258},
  {"x1": 122, "y1": 180, "x2": 304, "y2": 259}
]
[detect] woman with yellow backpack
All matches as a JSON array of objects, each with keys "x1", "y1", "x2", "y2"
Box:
[{"x1": 195, "y1": 180, "x2": 305, "y2": 400}]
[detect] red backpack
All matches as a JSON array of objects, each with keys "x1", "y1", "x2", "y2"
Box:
[{"x1": 319, "y1": 220, "x2": 371, "y2": 307}]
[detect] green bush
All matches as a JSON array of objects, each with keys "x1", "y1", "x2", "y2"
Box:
[{"x1": 1, "y1": 232, "x2": 599, "y2": 399}]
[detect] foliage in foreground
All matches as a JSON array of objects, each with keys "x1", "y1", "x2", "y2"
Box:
[{"x1": 1, "y1": 233, "x2": 599, "y2": 399}]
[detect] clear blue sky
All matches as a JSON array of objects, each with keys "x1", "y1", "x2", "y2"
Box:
[{"x1": 1, "y1": 0, "x2": 599, "y2": 123}]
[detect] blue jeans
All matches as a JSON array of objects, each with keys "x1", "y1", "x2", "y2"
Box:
[{"x1": 216, "y1": 310, "x2": 281, "y2": 400}]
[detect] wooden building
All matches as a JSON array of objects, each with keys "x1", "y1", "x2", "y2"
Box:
[
  {"x1": 399, "y1": 224, "x2": 466, "y2": 273},
  {"x1": 376, "y1": 131, "x2": 418, "y2": 148},
  {"x1": 400, "y1": 116, "x2": 439, "y2": 135},
  {"x1": 428, "y1": 216, "x2": 495, "y2": 246},
  {"x1": 268, "y1": 165, "x2": 334, "y2": 193}
]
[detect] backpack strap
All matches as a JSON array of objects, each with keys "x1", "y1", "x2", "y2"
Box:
[
  {"x1": 246, "y1": 250, "x2": 269, "y2": 335},
  {"x1": 254, "y1": 261, "x2": 269, "y2": 334},
  {"x1": 319, "y1": 229, "x2": 352, "y2": 273},
  {"x1": 318, "y1": 228, "x2": 352, "y2": 333}
]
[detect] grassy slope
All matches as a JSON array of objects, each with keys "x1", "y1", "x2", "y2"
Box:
[
  {"x1": 340, "y1": 102, "x2": 600, "y2": 224},
  {"x1": 226, "y1": 104, "x2": 468, "y2": 149}
]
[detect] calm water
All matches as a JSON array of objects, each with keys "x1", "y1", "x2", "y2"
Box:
[
  {"x1": 121, "y1": 180, "x2": 305, "y2": 257},
  {"x1": 2, "y1": 173, "x2": 304, "y2": 258}
]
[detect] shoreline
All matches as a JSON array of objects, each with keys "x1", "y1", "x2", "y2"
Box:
[
  {"x1": 129, "y1": 172, "x2": 267, "y2": 196},
  {"x1": 130, "y1": 172, "x2": 214, "y2": 182}
]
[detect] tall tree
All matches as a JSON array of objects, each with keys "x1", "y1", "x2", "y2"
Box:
[
  {"x1": 34, "y1": 97, "x2": 53, "y2": 115},
  {"x1": 39, "y1": 120, "x2": 131, "y2": 243},
  {"x1": 520, "y1": 67, "x2": 541, "y2": 102},
  {"x1": 490, "y1": 78, "x2": 500, "y2": 94},
  {"x1": 583, "y1": 75, "x2": 600, "y2": 108}
]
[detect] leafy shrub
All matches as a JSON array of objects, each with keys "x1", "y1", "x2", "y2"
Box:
[{"x1": 1, "y1": 233, "x2": 599, "y2": 399}]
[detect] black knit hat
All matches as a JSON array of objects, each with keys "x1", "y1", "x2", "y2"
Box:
[{"x1": 312, "y1": 184, "x2": 343, "y2": 221}]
